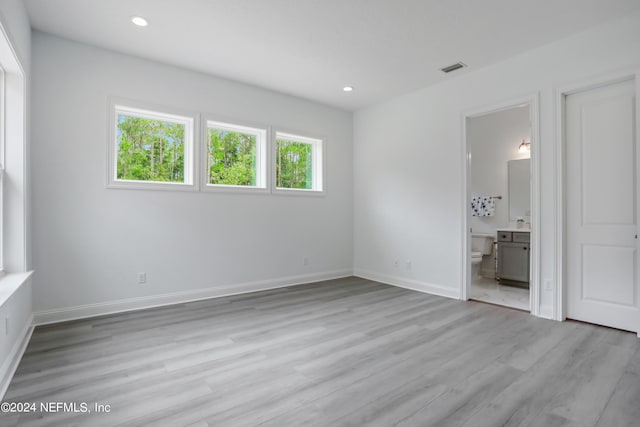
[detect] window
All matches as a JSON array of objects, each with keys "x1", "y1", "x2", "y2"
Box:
[
  {"x1": 106, "y1": 102, "x2": 327, "y2": 196},
  {"x1": 0, "y1": 67, "x2": 4, "y2": 272},
  {"x1": 108, "y1": 102, "x2": 196, "y2": 190},
  {"x1": 274, "y1": 132, "x2": 324, "y2": 193},
  {"x1": 0, "y1": 26, "x2": 30, "y2": 275},
  {"x1": 203, "y1": 120, "x2": 267, "y2": 192}
]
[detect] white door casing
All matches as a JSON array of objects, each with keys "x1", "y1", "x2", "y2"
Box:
[
  {"x1": 566, "y1": 78, "x2": 640, "y2": 334},
  {"x1": 461, "y1": 93, "x2": 540, "y2": 316}
]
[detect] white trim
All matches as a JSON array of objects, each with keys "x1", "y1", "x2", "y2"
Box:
[
  {"x1": 554, "y1": 68, "x2": 640, "y2": 322},
  {"x1": 0, "y1": 13, "x2": 23, "y2": 77},
  {"x1": 0, "y1": 66, "x2": 4, "y2": 167},
  {"x1": 460, "y1": 111, "x2": 471, "y2": 301},
  {"x1": 538, "y1": 304, "x2": 554, "y2": 320},
  {"x1": 461, "y1": 93, "x2": 541, "y2": 316},
  {"x1": 0, "y1": 108, "x2": 4, "y2": 270},
  {"x1": 354, "y1": 268, "x2": 460, "y2": 300},
  {"x1": 33, "y1": 269, "x2": 353, "y2": 326},
  {"x1": 106, "y1": 97, "x2": 199, "y2": 192},
  {"x1": 0, "y1": 315, "x2": 33, "y2": 400},
  {"x1": 200, "y1": 116, "x2": 270, "y2": 194},
  {"x1": 0, "y1": 16, "x2": 28, "y2": 273},
  {"x1": 271, "y1": 128, "x2": 326, "y2": 196},
  {"x1": 0, "y1": 271, "x2": 32, "y2": 308},
  {"x1": 554, "y1": 85, "x2": 564, "y2": 322},
  {"x1": 530, "y1": 95, "x2": 541, "y2": 317}
]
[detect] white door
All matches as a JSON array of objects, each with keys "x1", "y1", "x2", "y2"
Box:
[{"x1": 566, "y1": 78, "x2": 639, "y2": 334}]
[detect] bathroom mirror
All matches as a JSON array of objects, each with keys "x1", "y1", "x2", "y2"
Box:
[{"x1": 508, "y1": 158, "x2": 530, "y2": 222}]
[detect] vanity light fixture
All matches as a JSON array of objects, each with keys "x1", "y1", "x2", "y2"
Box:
[
  {"x1": 518, "y1": 139, "x2": 531, "y2": 154},
  {"x1": 131, "y1": 16, "x2": 149, "y2": 27},
  {"x1": 343, "y1": 86, "x2": 354, "y2": 92}
]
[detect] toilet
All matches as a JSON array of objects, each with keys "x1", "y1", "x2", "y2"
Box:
[{"x1": 471, "y1": 234, "x2": 495, "y2": 278}]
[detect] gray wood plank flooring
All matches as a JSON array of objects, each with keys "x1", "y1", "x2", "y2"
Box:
[{"x1": 1, "y1": 277, "x2": 639, "y2": 426}]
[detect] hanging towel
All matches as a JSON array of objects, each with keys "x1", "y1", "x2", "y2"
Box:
[{"x1": 471, "y1": 196, "x2": 495, "y2": 217}]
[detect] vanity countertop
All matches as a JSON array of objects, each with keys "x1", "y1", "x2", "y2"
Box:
[{"x1": 497, "y1": 227, "x2": 531, "y2": 233}]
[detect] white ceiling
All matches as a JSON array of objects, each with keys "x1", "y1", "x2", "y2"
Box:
[{"x1": 25, "y1": 0, "x2": 640, "y2": 111}]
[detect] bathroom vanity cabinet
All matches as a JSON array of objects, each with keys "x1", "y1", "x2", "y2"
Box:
[{"x1": 496, "y1": 230, "x2": 530, "y2": 285}]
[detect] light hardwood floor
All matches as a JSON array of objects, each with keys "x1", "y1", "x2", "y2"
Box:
[{"x1": 1, "y1": 277, "x2": 639, "y2": 426}]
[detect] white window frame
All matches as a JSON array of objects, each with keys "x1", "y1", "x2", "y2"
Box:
[
  {"x1": 201, "y1": 117, "x2": 269, "y2": 194},
  {"x1": 0, "y1": 21, "x2": 28, "y2": 276},
  {"x1": 272, "y1": 130, "x2": 325, "y2": 195},
  {"x1": 107, "y1": 99, "x2": 198, "y2": 191},
  {"x1": 0, "y1": 66, "x2": 5, "y2": 274}
]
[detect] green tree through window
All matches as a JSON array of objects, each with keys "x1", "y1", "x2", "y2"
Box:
[
  {"x1": 117, "y1": 115, "x2": 185, "y2": 183},
  {"x1": 276, "y1": 139, "x2": 313, "y2": 189},
  {"x1": 208, "y1": 128, "x2": 257, "y2": 186}
]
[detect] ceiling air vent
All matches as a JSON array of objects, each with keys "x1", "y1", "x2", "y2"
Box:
[{"x1": 440, "y1": 62, "x2": 466, "y2": 74}]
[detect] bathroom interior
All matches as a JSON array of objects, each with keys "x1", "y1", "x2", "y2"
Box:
[{"x1": 468, "y1": 104, "x2": 531, "y2": 311}]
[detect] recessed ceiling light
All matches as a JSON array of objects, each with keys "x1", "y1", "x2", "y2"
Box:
[
  {"x1": 343, "y1": 86, "x2": 354, "y2": 92},
  {"x1": 131, "y1": 16, "x2": 148, "y2": 27}
]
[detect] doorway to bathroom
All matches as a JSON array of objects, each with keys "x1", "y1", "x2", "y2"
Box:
[{"x1": 462, "y1": 95, "x2": 539, "y2": 313}]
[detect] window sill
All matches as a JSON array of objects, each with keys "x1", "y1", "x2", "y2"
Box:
[
  {"x1": 201, "y1": 184, "x2": 270, "y2": 195},
  {"x1": 0, "y1": 271, "x2": 33, "y2": 308},
  {"x1": 106, "y1": 181, "x2": 197, "y2": 192},
  {"x1": 272, "y1": 188, "x2": 326, "y2": 197}
]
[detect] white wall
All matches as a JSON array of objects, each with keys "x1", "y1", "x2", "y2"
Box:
[
  {"x1": 468, "y1": 106, "x2": 530, "y2": 235},
  {"x1": 354, "y1": 10, "x2": 640, "y2": 313},
  {"x1": 31, "y1": 33, "x2": 353, "y2": 315}
]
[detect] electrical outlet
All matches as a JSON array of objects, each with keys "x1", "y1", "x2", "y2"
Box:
[
  {"x1": 544, "y1": 280, "x2": 552, "y2": 290},
  {"x1": 137, "y1": 272, "x2": 147, "y2": 284},
  {"x1": 393, "y1": 259, "x2": 399, "y2": 268},
  {"x1": 303, "y1": 257, "x2": 309, "y2": 266},
  {"x1": 406, "y1": 260, "x2": 412, "y2": 271}
]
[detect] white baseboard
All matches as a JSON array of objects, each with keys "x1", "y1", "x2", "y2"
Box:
[
  {"x1": 354, "y1": 269, "x2": 460, "y2": 300},
  {"x1": 33, "y1": 269, "x2": 353, "y2": 326},
  {"x1": 538, "y1": 304, "x2": 555, "y2": 320},
  {"x1": 0, "y1": 315, "x2": 34, "y2": 400}
]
